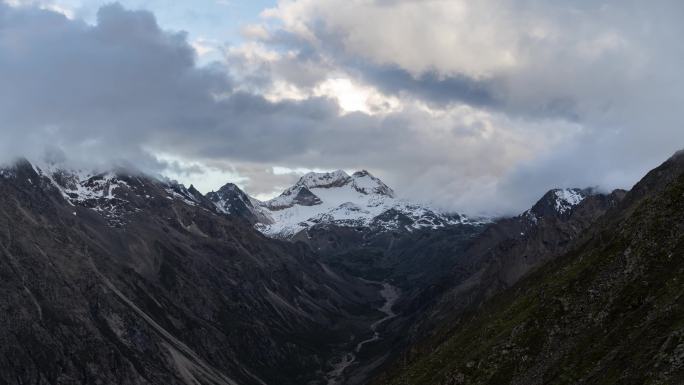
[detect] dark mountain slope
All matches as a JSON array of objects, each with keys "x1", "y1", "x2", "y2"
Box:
[
  {"x1": 338, "y1": 188, "x2": 621, "y2": 384},
  {"x1": 306, "y1": 188, "x2": 621, "y2": 384},
  {"x1": 407, "y1": 188, "x2": 626, "y2": 332},
  {"x1": 206, "y1": 182, "x2": 272, "y2": 225},
  {"x1": 298, "y1": 222, "x2": 486, "y2": 290},
  {"x1": 0, "y1": 160, "x2": 381, "y2": 385},
  {"x1": 373, "y1": 152, "x2": 684, "y2": 384}
]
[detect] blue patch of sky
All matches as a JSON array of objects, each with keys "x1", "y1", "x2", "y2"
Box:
[{"x1": 60, "y1": 0, "x2": 276, "y2": 51}]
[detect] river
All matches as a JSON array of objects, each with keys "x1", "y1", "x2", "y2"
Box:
[{"x1": 326, "y1": 282, "x2": 400, "y2": 385}]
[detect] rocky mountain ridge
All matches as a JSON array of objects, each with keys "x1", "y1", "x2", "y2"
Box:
[
  {"x1": 372, "y1": 152, "x2": 684, "y2": 385},
  {"x1": 12, "y1": 158, "x2": 609, "y2": 385},
  {"x1": 206, "y1": 169, "x2": 483, "y2": 239},
  {"x1": 284, "y1": 182, "x2": 615, "y2": 384},
  {"x1": 2, "y1": 155, "x2": 679, "y2": 385},
  {"x1": 0, "y1": 158, "x2": 384, "y2": 385}
]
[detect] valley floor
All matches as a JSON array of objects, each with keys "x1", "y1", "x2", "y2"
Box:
[{"x1": 326, "y1": 281, "x2": 401, "y2": 385}]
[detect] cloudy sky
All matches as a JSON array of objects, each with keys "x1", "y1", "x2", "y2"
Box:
[{"x1": 1, "y1": 0, "x2": 682, "y2": 215}]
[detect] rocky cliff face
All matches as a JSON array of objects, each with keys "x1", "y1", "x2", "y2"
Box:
[
  {"x1": 0, "y1": 160, "x2": 382, "y2": 385},
  {"x1": 373, "y1": 152, "x2": 684, "y2": 384}
]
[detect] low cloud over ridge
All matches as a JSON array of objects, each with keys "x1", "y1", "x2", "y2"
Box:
[{"x1": 1, "y1": 0, "x2": 682, "y2": 216}]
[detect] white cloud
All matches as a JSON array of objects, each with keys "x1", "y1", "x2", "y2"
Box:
[
  {"x1": 263, "y1": 0, "x2": 541, "y2": 78},
  {"x1": 190, "y1": 38, "x2": 218, "y2": 57},
  {"x1": 241, "y1": 23, "x2": 270, "y2": 40},
  {"x1": 313, "y1": 78, "x2": 401, "y2": 114}
]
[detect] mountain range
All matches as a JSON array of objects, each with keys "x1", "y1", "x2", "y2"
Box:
[
  {"x1": 205, "y1": 169, "x2": 479, "y2": 239},
  {"x1": 0, "y1": 152, "x2": 682, "y2": 384}
]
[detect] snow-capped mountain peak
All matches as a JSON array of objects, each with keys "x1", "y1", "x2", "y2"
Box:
[
  {"x1": 243, "y1": 169, "x2": 477, "y2": 238},
  {"x1": 291, "y1": 169, "x2": 394, "y2": 197},
  {"x1": 296, "y1": 170, "x2": 351, "y2": 189},
  {"x1": 527, "y1": 188, "x2": 592, "y2": 220},
  {"x1": 206, "y1": 182, "x2": 273, "y2": 224},
  {"x1": 20, "y1": 158, "x2": 480, "y2": 236}
]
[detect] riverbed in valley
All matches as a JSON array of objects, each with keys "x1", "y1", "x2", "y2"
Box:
[{"x1": 326, "y1": 282, "x2": 400, "y2": 385}]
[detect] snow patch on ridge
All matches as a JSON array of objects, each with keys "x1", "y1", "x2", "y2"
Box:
[
  {"x1": 32, "y1": 161, "x2": 203, "y2": 227},
  {"x1": 554, "y1": 189, "x2": 586, "y2": 214}
]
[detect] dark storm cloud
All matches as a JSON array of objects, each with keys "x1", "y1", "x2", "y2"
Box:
[
  {"x1": 249, "y1": 0, "x2": 684, "y2": 214},
  {"x1": 355, "y1": 65, "x2": 583, "y2": 121},
  {"x1": 0, "y1": 3, "x2": 353, "y2": 166},
  {"x1": 356, "y1": 65, "x2": 500, "y2": 109},
  {"x1": 247, "y1": 5, "x2": 590, "y2": 121},
  {"x1": 0, "y1": 2, "x2": 539, "y2": 217},
  {"x1": 0, "y1": 2, "x2": 229, "y2": 164},
  {"x1": 3, "y1": 0, "x2": 684, "y2": 216}
]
